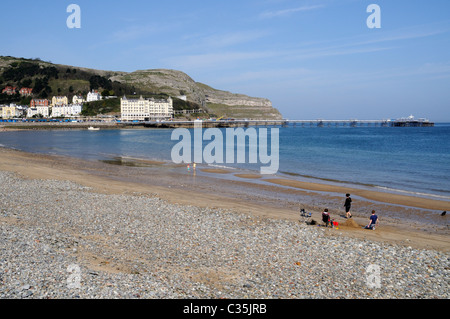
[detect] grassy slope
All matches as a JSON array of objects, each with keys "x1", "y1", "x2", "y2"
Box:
[
  {"x1": 1, "y1": 56, "x2": 282, "y2": 119},
  {"x1": 206, "y1": 103, "x2": 282, "y2": 120}
]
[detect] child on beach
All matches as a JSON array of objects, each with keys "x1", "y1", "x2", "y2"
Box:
[
  {"x1": 344, "y1": 193, "x2": 352, "y2": 218},
  {"x1": 364, "y1": 210, "x2": 378, "y2": 230},
  {"x1": 322, "y1": 209, "x2": 332, "y2": 228}
]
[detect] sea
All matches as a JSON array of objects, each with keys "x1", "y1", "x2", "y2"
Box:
[{"x1": 1, "y1": 123, "x2": 449, "y2": 202}]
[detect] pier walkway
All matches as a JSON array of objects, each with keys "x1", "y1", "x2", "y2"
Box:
[
  {"x1": 139, "y1": 118, "x2": 433, "y2": 128},
  {"x1": 1, "y1": 118, "x2": 434, "y2": 129}
]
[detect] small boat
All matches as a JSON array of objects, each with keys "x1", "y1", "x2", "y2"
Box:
[{"x1": 87, "y1": 126, "x2": 100, "y2": 131}]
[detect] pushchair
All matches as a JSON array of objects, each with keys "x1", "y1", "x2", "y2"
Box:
[
  {"x1": 300, "y1": 208, "x2": 312, "y2": 218},
  {"x1": 300, "y1": 208, "x2": 316, "y2": 225}
]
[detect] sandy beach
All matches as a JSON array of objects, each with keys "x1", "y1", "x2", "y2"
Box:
[
  {"x1": 0, "y1": 147, "x2": 448, "y2": 251},
  {"x1": 0, "y1": 146, "x2": 449, "y2": 299}
]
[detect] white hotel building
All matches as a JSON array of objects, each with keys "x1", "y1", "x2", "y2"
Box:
[
  {"x1": 51, "y1": 104, "x2": 83, "y2": 118},
  {"x1": 27, "y1": 105, "x2": 49, "y2": 118},
  {"x1": 120, "y1": 95, "x2": 173, "y2": 121}
]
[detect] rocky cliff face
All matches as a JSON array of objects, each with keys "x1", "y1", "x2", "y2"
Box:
[
  {"x1": 111, "y1": 69, "x2": 204, "y2": 103},
  {"x1": 200, "y1": 83, "x2": 273, "y2": 107}
]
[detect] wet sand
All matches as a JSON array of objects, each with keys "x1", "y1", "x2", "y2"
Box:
[
  {"x1": 200, "y1": 168, "x2": 232, "y2": 174},
  {"x1": 234, "y1": 173, "x2": 262, "y2": 179},
  {"x1": 266, "y1": 178, "x2": 449, "y2": 211},
  {"x1": 0, "y1": 147, "x2": 449, "y2": 252}
]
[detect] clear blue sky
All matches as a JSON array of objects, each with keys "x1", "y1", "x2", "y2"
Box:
[{"x1": 1, "y1": 0, "x2": 449, "y2": 121}]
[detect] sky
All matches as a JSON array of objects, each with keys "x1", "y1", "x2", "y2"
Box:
[{"x1": 1, "y1": 0, "x2": 450, "y2": 121}]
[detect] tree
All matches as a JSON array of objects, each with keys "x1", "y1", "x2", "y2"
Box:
[
  {"x1": 22, "y1": 78, "x2": 32, "y2": 87},
  {"x1": 20, "y1": 96, "x2": 32, "y2": 106},
  {"x1": 89, "y1": 75, "x2": 112, "y2": 91},
  {"x1": 40, "y1": 91, "x2": 48, "y2": 99},
  {"x1": 34, "y1": 78, "x2": 46, "y2": 93}
]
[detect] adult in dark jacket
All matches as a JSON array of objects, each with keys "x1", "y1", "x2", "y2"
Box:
[{"x1": 344, "y1": 193, "x2": 352, "y2": 218}]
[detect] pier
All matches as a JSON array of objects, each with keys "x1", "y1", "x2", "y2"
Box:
[
  {"x1": 0, "y1": 117, "x2": 434, "y2": 129},
  {"x1": 138, "y1": 118, "x2": 434, "y2": 128},
  {"x1": 284, "y1": 119, "x2": 391, "y2": 127}
]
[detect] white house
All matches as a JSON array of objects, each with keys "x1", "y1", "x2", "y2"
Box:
[
  {"x1": 16, "y1": 105, "x2": 27, "y2": 117},
  {"x1": 87, "y1": 90, "x2": 102, "y2": 102},
  {"x1": 27, "y1": 105, "x2": 49, "y2": 118},
  {"x1": 51, "y1": 104, "x2": 83, "y2": 117},
  {"x1": 72, "y1": 95, "x2": 85, "y2": 104}
]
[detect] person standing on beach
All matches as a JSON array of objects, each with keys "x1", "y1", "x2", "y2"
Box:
[{"x1": 344, "y1": 193, "x2": 352, "y2": 218}]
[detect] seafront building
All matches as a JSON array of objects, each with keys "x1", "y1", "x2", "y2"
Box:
[
  {"x1": 27, "y1": 105, "x2": 49, "y2": 118},
  {"x1": 120, "y1": 95, "x2": 173, "y2": 121},
  {"x1": 51, "y1": 104, "x2": 82, "y2": 118},
  {"x1": 27, "y1": 99, "x2": 50, "y2": 118},
  {"x1": 30, "y1": 99, "x2": 49, "y2": 108},
  {"x1": 51, "y1": 96, "x2": 69, "y2": 106},
  {"x1": 1, "y1": 104, "x2": 20, "y2": 118},
  {"x1": 16, "y1": 105, "x2": 27, "y2": 117}
]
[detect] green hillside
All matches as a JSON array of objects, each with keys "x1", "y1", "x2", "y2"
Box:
[
  {"x1": 0, "y1": 57, "x2": 203, "y2": 116},
  {"x1": 0, "y1": 56, "x2": 282, "y2": 119},
  {"x1": 0, "y1": 56, "x2": 134, "y2": 103}
]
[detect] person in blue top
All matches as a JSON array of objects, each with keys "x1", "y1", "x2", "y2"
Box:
[{"x1": 365, "y1": 210, "x2": 378, "y2": 230}]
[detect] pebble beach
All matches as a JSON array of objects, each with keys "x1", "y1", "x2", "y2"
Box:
[{"x1": 1, "y1": 168, "x2": 448, "y2": 299}]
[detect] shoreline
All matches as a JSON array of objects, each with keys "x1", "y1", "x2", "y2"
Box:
[
  {"x1": 2, "y1": 124, "x2": 449, "y2": 203},
  {"x1": 2, "y1": 126, "x2": 449, "y2": 204},
  {"x1": 0, "y1": 146, "x2": 448, "y2": 252}
]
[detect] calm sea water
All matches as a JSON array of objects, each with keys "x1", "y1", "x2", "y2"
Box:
[{"x1": 1, "y1": 123, "x2": 449, "y2": 200}]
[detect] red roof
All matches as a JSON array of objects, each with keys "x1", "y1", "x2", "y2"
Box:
[
  {"x1": 2, "y1": 86, "x2": 18, "y2": 94},
  {"x1": 19, "y1": 87, "x2": 33, "y2": 94},
  {"x1": 30, "y1": 99, "x2": 49, "y2": 107}
]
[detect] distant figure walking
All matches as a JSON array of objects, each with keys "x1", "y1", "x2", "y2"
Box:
[
  {"x1": 322, "y1": 208, "x2": 332, "y2": 228},
  {"x1": 364, "y1": 210, "x2": 379, "y2": 230},
  {"x1": 344, "y1": 193, "x2": 352, "y2": 218},
  {"x1": 193, "y1": 162, "x2": 196, "y2": 170}
]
